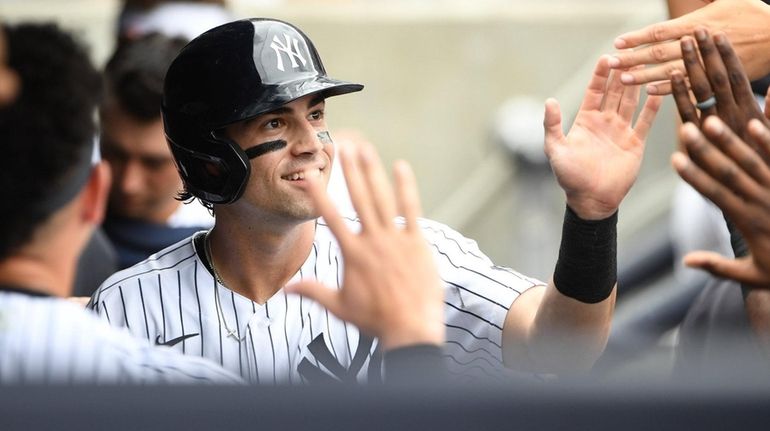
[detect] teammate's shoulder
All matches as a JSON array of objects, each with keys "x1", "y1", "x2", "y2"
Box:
[
  {"x1": 416, "y1": 218, "x2": 473, "y2": 244},
  {"x1": 96, "y1": 233, "x2": 202, "y2": 293}
]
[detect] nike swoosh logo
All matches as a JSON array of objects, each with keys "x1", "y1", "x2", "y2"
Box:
[{"x1": 155, "y1": 333, "x2": 199, "y2": 347}]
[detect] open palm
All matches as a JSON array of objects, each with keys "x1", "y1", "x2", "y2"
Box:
[{"x1": 544, "y1": 56, "x2": 662, "y2": 220}]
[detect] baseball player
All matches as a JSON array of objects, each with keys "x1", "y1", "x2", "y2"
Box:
[
  {"x1": 0, "y1": 21, "x2": 443, "y2": 385},
  {"x1": 0, "y1": 22, "x2": 241, "y2": 384},
  {"x1": 90, "y1": 18, "x2": 662, "y2": 383}
]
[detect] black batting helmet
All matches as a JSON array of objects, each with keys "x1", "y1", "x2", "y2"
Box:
[{"x1": 162, "y1": 18, "x2": 363, "y2": 204}]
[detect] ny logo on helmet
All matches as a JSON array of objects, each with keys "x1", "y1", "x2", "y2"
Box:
[{"x1": 270, "y1": 33, "x2": 307, "y2": 72}]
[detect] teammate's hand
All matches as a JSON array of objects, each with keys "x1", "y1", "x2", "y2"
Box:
[
  {"x1": 673, "y1": 118, "x2": 770, "y2": 288},
  {"x1": 609, "y1": 0, "x2": 770, "y2": 95},
  {"x1": 286, "y1": 141, "x2": 445, "y2": 350},
  {"x1": 670, "y1": 29, "x2": 770, "y2": 141},
  {"x1": 544, "y1": 55, "x2": 662, "y2": 220}
]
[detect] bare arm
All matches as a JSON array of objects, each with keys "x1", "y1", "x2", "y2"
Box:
[{"x1": 501, "y1": 56, "x2": 662, "y2": 373}]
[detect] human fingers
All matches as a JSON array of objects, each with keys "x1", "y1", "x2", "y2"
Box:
[
  {"x1": 714, "y1": 32, "x2": 759, "y2": 114},
  {"x1": 683, "y1": 252, "x2": 768, "y2": 287},
  {"x1": 671, "y1": 70, "x2": 700, "y2": 126},
  {"x1": 671, "y1": 149, "x2": 746, "y2": 233},
  {"x1": 614, "y1": 17, "x2": 692, "y2": 49},
  {"x1": 694, "y1": 28, "x2": 736, "y2": 116},
  {"x1": 617, "y1": 60, "x2": 684, "y2": 87},
  {"x1": 609, "y1": 40, "x2": 681, "y2": 69},
  {"x1": 358, "y1": 141, "x2": 398, "y2": 227},
  {"x1": 674, "y1": 123, "x2": 762, "y2": 211},
  {"x1": 578, "y1": 55, "x2": 612, "y2": 112},
  {"x1": 702, "y1": 116, "x2": 770, "y2": 187},
  {"x1": 748, "y1": 118, "x2": 770, "y2": 166},
  {"x1": 543, "y1": 98, "x2": 565, "y2": 155},
  {"x1": 618, "y1": 67, "x2": 643, "y2": 122},
  {"x1": 601, "y1": 69, "x2": 626, "y2": 113},
  {"x1": 393, "y1": 160, "x2": 423, "y2": 232},
  {"x1": 306, "y1": 174, "x2": 354, "y2": 249},
  {"x1": 645, "y1": 80, "x2": 674, "y2": 96},
  {"x1": 631, "y1": 94, "x2": 663, "y2": 142},
  {"x1": 338, "y1": 143, "x2": 379, "y2": 228},
  {"x1": 285, "y1": 281, "x2": 347, "y2": 320},
  {"x1": 681, "y1": 36, "x2": 718, "y2": 118}
]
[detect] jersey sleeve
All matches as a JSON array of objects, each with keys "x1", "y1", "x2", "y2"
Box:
[{"x1": 418, "y1": 218, "x2": 544, "y2": 380}]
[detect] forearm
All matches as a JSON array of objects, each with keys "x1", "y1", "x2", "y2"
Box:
[
  {"x1": 537, "y1": 205, "x2": 617, "y2": 372},
  {"x1": 503, "y1": 206, "x2": 617, "y2": 374},
  {"x1": 745, "y1": 289, "x2": 770, "y2": 356},
  {"x1": 527, "y1": 284, "x2": 615, "y2": 373},
  {"x1": 724, "y1": 218, "x2": 770, "y2": 354}
]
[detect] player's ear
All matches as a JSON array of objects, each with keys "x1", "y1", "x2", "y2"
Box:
[{"x1": 80, "y1": 161, "x2": 111, "y2": 225}]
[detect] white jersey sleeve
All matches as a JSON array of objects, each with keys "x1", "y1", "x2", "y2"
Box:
[
  {"x1": 417, "y1": 218, "x2": 544, "y2": 381},
  {"x1": 0, "y1": 292, "x2": 242, "y2": 385}
]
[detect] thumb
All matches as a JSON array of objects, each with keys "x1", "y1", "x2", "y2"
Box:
[
  {"x1": 543, "y1": 98, "x2": 565, "y2": 153},
  {"x1": 285, "y1": 281, "x2": 345, "y2": 319},
  {"x1": 684, "y1": 251, "x2": 762, "y2": 285}
]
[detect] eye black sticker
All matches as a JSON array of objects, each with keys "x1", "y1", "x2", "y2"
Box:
[{"x1": 244, "y1": 139, "x2": 287, "y2": 159}]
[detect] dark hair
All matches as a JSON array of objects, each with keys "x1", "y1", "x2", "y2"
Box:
[
  {"x1": 102, "y1": 33, "x2": 210, "y2": 210},
  {"x1": 176, "y1": 188, "x2": 214, "y2": 212},
  {"x1": 104, "y1": 32, "x2": 188, "y2": 122},
  {"x1": 0, "y1": 23, "x2": 102, "y2": 259}
]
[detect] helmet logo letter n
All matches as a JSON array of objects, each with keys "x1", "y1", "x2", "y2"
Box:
[{"x1": 270, "y1": 34, "x2": 307, "y2": 72}]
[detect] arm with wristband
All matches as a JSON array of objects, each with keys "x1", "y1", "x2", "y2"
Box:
[{"x1": 500, "y1": 55, "x2": 662, "y2": 374}]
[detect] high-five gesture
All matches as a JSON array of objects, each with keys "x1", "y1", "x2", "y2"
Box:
[
  {"x1": 674, "y1": 118, "x2": 770, "y2": 287},
  {"x1": 287, "y1": 142, "x2": 444, "y2": 351},
  {"x1": 609, "y1": 0, "x2": 770, "y2": 95},
  {"x1": 544, "y1": 56, "x2": 662, "y2": 220}
]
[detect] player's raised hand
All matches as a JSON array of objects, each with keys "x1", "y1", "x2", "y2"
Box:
[
  {"x1": 609, "y1": 0, "x2": 770, "y2": 95},
  {"x1": 544, "y1": 55, "x2": 662, "y2": 220},
  {"x1": 285, "y1": 141, "x2": 445, "y2": 350},
  {"x1": 673, "y1": 117, "x2": 770, "y2": 287},
  {"x1": 670, "y1": 29, "x2": 770, "y2": 141}
]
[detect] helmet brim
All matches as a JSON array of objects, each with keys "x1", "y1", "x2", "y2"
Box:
[{"x1": 229, "y1": 76, "x2": 363, "y2": 127}]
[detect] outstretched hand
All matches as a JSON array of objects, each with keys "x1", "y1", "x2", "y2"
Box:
[
  {"x1": 670, "y1": 28, "x2": 770, "y2": 142},
  {"x1": 609, "y1": 0, "x2": 770, "y2": 95},
  {"x1": 544, "y1": 55, "x2": 662, "y2": 220},
  {"x1": 286, "y1": 141, "x2": 445, "y2": 350},
  {"x1": 673, "y1": 118, "x2": 770, "y2": 287}
]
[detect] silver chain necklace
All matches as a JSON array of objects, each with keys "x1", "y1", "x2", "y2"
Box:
[{"x1": 203, "y1": 230, "x2": 239, "y2": 340}]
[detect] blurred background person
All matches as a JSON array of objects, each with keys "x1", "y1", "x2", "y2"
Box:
[
  {"x1": 116, "y1": 0, "x2": 233, "y2": 44},
  {"x1": 99, "y1": 32, "x2": 214, "y2": 271},
  {"x1": 0, "y1": 21, "x2": 241, "y2": 384}
]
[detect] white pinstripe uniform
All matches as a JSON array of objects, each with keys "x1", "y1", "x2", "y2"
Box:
[
  {"x1": 0, "y1": 291, "x2": 243, "y2": 385},
  {"x1": 89, "y1": 217, "x2": 542, "y2": 384}
]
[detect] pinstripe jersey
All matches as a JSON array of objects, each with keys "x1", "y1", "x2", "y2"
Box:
[
  {"x1": 0, "y1": 291, "x2": 243, "y2": 384},
  {"x1": 89, "y1": 217, "x2": 542, "y2": 384}
]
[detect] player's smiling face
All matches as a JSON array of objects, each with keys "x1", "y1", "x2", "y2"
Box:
[{"x1": 223, "y1": 93, "x2": 333, "y2": 222}]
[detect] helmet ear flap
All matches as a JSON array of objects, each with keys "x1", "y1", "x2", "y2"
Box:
[{"x1": 166, "y1": 133, "x2": 251, "y2": 204}]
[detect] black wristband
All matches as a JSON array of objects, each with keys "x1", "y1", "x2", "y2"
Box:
[
  {"x1": 384, "y1": 344, "x2": 447, "y2": 384},
  {"x1": 553, "y1": 205, "x2": 617, "y2": 304}
]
